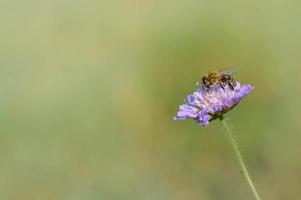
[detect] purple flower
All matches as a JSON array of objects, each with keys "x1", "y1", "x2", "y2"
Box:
[{"x1": 174, "y1": 82, "x2": 253, "y2": 126}]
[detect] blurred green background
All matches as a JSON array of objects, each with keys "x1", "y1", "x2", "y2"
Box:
[{"x1": 1, "y1": 0, "x2": 301, "y2": 199}]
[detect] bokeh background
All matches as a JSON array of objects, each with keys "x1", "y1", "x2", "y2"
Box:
[{"x1": 1, "y1": 0, "x2": 301, "y2": 199}]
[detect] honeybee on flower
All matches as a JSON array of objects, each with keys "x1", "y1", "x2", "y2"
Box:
[{"x1": 174, "y1": 68, "x2": 253, "y2": 126}]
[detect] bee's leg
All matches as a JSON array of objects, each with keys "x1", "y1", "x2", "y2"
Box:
[
  {"x1": 219, "y1": 82, "x2": 225, "y2": 90},
  {"x1": 231, "y1": 79, "x2": 237, "y2": 89},
  {"x1": 228, "y1": 81, "x2": 234, "y2": 90},
  {"x1": 202, "y1": 77, "x2": 207, "y2": 86},
  {"x1": 232, "y1": 80, "x2": 237, "y2": 87}
]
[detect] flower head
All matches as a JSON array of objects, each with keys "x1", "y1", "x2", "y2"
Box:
[{"x1": 174, "y1": 81, "x2": 253, "y2": 126}]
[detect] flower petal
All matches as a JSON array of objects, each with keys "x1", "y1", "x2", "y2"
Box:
[
  {"x1": 174, "y1": 105, "x2": 199, "y2": 120},
  {"x1": 232, "y1": 84, "x2": 254, "y2": 104}
]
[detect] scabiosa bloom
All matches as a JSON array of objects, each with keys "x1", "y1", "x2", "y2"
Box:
[{"x1": 174, "y1": 81, "x2": 253, "y2": 126}]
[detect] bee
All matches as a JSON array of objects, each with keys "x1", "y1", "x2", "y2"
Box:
[{"x1": 201, "y1": 68, "x2": 237, "y2": 90}]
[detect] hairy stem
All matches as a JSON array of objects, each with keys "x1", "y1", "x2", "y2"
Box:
[{"x1": 220, "y1": 118, "x2": 261, "y2": 200}]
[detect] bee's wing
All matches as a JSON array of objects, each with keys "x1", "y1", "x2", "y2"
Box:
[{"x1": 218, "y1": 67, "x2": 237, "y2": 76}]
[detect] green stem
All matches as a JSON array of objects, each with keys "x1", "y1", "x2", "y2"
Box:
[{"x1": 220, "y1": 118, "x2": 261, "y2": 200}]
